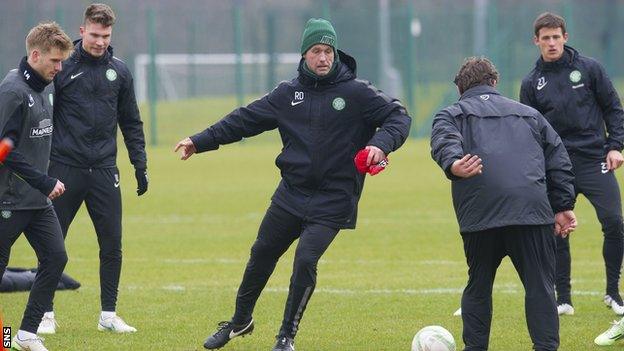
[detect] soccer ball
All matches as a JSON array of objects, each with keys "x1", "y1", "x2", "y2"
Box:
[{"x1": 412, "y1": 325, "x2": 456, "y2": 351}]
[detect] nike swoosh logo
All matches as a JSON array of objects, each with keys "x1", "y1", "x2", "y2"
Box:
[
  {"x1": 228, "y1": 322, "x2": 253, "y2": 339},
  {"x1": 70, "y1": 72, "x2": 84, "y2": 79},
  {"x1": 114, "y1": 182, "x2": 120, "y2": 188},
  {"x1": 602, "y1": 169, "x2": 609, "y2": 174},
  {"x1": 536, "y1": 81, "x2": 547, "y2": 90},
  {"x1": 291, "y1": 100, "x2": 304, "y2": 106},
  {"x1": 28, "y1": 101, "x2": 34, "y2": 107}
]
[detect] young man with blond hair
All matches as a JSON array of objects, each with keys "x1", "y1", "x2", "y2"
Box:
[
  {"x1": 0, "y1": 21, "x2": 72, "y2": 351},
  {"x1": 39, "y1": 3, "x2": 148, "y2": 334}
]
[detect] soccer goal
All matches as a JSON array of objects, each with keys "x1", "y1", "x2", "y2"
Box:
[{"x1": 134, "y1": 53, "x2": 302, "y2": 103}]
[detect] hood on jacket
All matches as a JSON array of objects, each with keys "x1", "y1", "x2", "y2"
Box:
[
  {"x1": 70, "y1": 39, "x2": 114, "y2": 64},
  {"x1": 535, "y1": 45, "x2": 578, "y2": 71},
  {"x1": 297, "y1": 50, "x2": 356, "y2": 87}
]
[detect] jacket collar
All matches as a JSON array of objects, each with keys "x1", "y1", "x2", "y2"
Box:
[
  {"x1": 297, "y1": 50, "x2": 356, "y2": 87},
  {"x1": 459, "y1": 85, "x2": 500, "y2": 101},
  {"x1": 19, "y1": 56, "x2": 49, "y2": 92},
  {"x1": 535, "y1": 45, "x2": 577, "y2": 71},
  {"x1": 70, "y1": 39, "x2": 113, "y2": 64}
]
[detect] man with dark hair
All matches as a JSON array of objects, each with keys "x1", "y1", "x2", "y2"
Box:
[
  {"x1": 520, "y1": 11, "x2": 624, "y2": 317},
  {"x1": 175, "y1": 18, "x2": 411, "y2": 351},
  {"x1": 432, "y1": 56, "x2": 577, "y2": 351},
  {"x1": 0, "y1": 21, "x2": 72, "y2": 351},
  {"x1": 38, "y1": 3, "x2": 147, "y2": 334}
]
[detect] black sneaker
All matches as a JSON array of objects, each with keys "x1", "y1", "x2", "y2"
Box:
[
  {"x1": 203, "y1": 319, "x2": 254, "y2": 349},
  {"x1": 272, "y1": 335, "x2": 295, "y2": 351}
]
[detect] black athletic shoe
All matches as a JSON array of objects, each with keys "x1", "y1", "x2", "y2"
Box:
[
  {"x1": 272, "y1": 335, "x2": 295, "y2": 351},
  {"x1": 203, "y1": 319, "x2": 254, "y2": 349}
]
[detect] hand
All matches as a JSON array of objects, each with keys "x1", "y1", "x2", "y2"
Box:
[
  {"x1": 450, "y1": 154, "x2": 483, "y2": 178},
  {"x1": 0, "y1": 138, "x2": 14, "y2": 162},
  {"x1": 365, "y1": 145, "x2": 386, "y2": 166},
  {"x1": 135, "y1": 168, "x2": 148, "y2": 196},
  {"x1": 48, "y1": 180, "x2": 65, "y2": 200},
  {"x1": 554, "y1": 210, "x2": 577, "y2": 238},
  {"x1": 174, "y1": 137, "x2": 197, "y2": 160},
  {"x1": 606, "y1": 150, "x2": 624, "y2": 171}
]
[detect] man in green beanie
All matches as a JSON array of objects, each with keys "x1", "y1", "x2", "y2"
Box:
[{"x1": 176, "y1": 18, "x2": 411, "y2": 351}]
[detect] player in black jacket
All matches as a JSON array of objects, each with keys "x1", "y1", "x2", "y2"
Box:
[
  {"x1": 0, "y1": 22, "x2": 73, "y2": 351},
  {"x1": 520, "y1": 12, "x2": 624, "y2": 316},
  {"x1": 39, "y1": 4, "x2": 147, "y2": 334},
  {"x1": 176, "y1": 18, "x2": 411, "y2": 351},
  {"x1": 433, "y1": 57, "x2": 576, "y2": 351}
]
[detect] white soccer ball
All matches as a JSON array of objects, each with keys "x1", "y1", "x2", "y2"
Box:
[{"x1": 412, "y1": 325, "x2": 456, "y2": 351}]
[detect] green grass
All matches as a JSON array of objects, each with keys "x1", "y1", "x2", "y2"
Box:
[{"x1": 2, "y1": 98, "x2": 624, "y2": 350}]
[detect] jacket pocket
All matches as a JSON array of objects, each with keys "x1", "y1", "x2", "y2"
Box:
[{"x1": 350, "y1": 143, "x2": 362, "y2": 196}]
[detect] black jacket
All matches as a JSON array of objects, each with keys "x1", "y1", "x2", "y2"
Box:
[
  {"x1": 431, "y1": 85, "x2": 575, "y2": 233},
  {"x1": 190, "y1": 51, "x2": 411, "y2": 229},
  {"x1": 520, "y1": 45, "x2": 624, "y2": 158},
  {"x1": 51, "y1": 41, "x2": 146, "y2": 169},
  {"x1": 0, "y1": 58, "x2": 57, "y2": 210}
]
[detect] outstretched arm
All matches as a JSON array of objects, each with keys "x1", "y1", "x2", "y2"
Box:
[{"x1": 184, "y1": 90, "x2": 280, "y2": 156}]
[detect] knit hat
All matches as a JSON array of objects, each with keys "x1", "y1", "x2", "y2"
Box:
[{"x1": 300, "y1": 18, "x2": 337, "y2": 54}]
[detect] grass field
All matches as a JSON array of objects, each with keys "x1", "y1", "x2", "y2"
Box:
[{"x1": 2, "y1": 98, "x2": 624, "y2": 350}]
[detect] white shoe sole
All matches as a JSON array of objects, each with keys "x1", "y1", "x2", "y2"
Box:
[
  {"x1": 97, "y1": 323, "x2": 137, "y2": 333},
  {"x1": 36, "y1": 329, "x2": 56, "y2": 335}
]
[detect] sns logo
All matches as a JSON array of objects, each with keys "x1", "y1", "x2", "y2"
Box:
[
  {"x1": 291, "y1": 91, "x2": 304, "y2": 106},
  {"x1": 601, "y1": 162, "x2": 609, "y2": 174},
  {"x1": 2, "y1": 326, "x2": 10, "y2": 348}
]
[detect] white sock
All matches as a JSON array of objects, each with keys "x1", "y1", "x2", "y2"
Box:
[
  {"x1": 43, "y1": 311, "x2": 55, "y2": 319},
  {"x1": 101, "y1": 311, "x2": 116, "y2": 320},
  {"x1": 17, "y1": 330, "x2": 37, "y2": 340}
]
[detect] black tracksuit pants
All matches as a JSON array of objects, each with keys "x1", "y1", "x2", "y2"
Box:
[
  {"x1": 47, "y1": 161, "x2": 122, "y2": 312},
  {"x1": 231, "y1": 202, "x2": 339, "y2": 338},
  {"x1": 555, "y1": 154, "x2": 624, "y2": 305},
  {"x1": 461, "y1": 225, "x2": 558, "y2": 351},
  {"x1": 0, "y1": 206, "x2": 68, "y2": 333}
]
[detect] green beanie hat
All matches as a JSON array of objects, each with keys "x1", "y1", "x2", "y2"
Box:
[{"x1": 300, "y1": 18, "x2": 337, "y2": 55}]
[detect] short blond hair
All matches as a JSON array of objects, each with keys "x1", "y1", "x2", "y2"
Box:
[
  {"x1": 25, "y1": 22, "x2": 73, "y2": 55},
  {"x1": 84, "y1": 3, "x2": 116, "y2": 27}
]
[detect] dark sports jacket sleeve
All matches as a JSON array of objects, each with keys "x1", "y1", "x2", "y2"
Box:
[
  {"x1": 538, "y1": 113, "x2": 575, "y2": 212},
  {"x1": 0, "y1": 91, "x2": 56, "y2": 196},
  {"x1": 360, "y1": 82, "x2": 412, "y2": 154},
  {"x1": 430, "y1": 108, "x2": 463, "y2": 180},
  {"x1": 591, "y1": 61, "x2": 624, "y2": 152},
  {"x1": 190, "y1": 90, "x2": 279, "y2": 152},
  {"x1": 118, "y1": 71, "x2": 147, "y2": 169}
]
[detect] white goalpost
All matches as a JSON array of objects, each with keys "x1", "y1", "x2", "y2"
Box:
[{"x1": 134, "y1": 53, "x2": 302, "y2": 103}]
